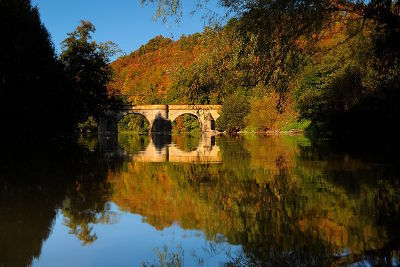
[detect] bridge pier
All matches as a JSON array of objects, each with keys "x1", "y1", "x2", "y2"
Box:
[{"x1": 197, "y1": 112, "x2": 214, "y2": 133}]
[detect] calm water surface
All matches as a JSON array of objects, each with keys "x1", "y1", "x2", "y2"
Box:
[{"x1": 1, "y1": 134, "x2": 400, "y2": 266}]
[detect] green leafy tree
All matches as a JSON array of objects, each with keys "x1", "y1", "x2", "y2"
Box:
[
  {"x1": 77, "y1": 116, "x2": 98, "y2": 134},
  {"x1": 217, "y1": 94, "x2": 250, "y2": 132},
  {"x1": 166, "y1": 22, "x2": 250, "y2": 104},
  {"x1": 61, "y1": 20, "x2": 120, "y2": 128},
  {"x1": 295, "y1": 18, "x2": 400, "y2": 136}
]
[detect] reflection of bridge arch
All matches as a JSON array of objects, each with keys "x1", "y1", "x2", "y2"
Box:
[
  {"x1": 97, "y1": 134, "x2": 221, "y2": 163},
  {"x1": 172, "y1": 134, "x2": 200, "y2": 152},
  {"x1": 132, "y1": 134, "x2": 221, "y2": 164}
]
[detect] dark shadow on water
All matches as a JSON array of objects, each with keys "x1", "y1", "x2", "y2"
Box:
[{"x1": 0, "y1": 141, "x2": 125, "y2": 266}]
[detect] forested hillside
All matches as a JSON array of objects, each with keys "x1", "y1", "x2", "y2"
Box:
[
  {"x1": 112, "y1": 0, "x2": 400, "y2": 137},
  {"x1": 109, "y1": 34, "x2": 204, "y2": 104}
]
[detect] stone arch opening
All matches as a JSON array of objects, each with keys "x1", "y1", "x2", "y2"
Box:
[
  {"x1": 171, "y1": 113, "x2": 201, "y2": 134},
  {"x1": 117, "y1": 112, "x2": 151, "y2": 134},
  {"x1": 209, "y1": 114, "x2": 216, "y2": 131}
]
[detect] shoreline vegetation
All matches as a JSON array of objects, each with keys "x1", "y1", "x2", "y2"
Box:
[{"x1": 113, "y1": 127, "x2": 308, "y2": 137}]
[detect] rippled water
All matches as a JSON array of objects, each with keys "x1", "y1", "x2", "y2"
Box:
[{"x1": 1, "y1": 134, "x2": 400, "y2": 266}]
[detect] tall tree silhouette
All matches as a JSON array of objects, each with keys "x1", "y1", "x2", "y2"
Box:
[
  {"x1": 0, "y1": 0, "x2": 74, "y2": 141},
  {"x1": 61, "y1": 20, "x2": 120, "y2": 126}
]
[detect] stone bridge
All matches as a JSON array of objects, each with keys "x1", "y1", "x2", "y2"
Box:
[{"x1": 99, "y1": 105, "x2": 221, "y2": 134}]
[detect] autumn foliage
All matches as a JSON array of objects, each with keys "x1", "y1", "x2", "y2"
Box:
[{"x1": 109, "y1": 34, "x2": 204, "y2": 104}]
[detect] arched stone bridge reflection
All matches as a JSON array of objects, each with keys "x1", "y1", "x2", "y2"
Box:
[
  {"x1": 99, "y1": 105, "x2": 221, "y2": 134},
  {"x1": 135, "y1": 134, "x2": 221, "y2": 163},
  {"x1": 99, "y1": 134, "x2": 222, "y2": 164}
]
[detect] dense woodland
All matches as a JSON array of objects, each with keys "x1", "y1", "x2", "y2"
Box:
[
  {"x1": 1, "y1": 0, "x2": 400, "y2": 140},
  {"x1": 114, "y1": 0, "x2": 400, "y2": 136}
]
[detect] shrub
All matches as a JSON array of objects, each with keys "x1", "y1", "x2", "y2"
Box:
[
  {"x1": 77, "y1": 116, "x2": 98, "y2": 134},
  {"x1": 246, "y1": 92, "x2": 297, "y2": 132},
  {"x1": 217, "y1": 94, "x2": 250, "y2": 133}
]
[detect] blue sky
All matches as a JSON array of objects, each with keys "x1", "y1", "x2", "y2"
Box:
[{"x1": 32, "y1": 0, "x2": 226, "y2": 59}]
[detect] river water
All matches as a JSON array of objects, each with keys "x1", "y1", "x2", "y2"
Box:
[{"x1": 1, "y1": 134, "x2": 399, "y2": 266}]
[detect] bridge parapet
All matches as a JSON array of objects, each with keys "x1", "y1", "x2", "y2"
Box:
[
  {"x1": 129, "y1": 105, "x2": 168, "y2": 110},
  {"x1": 168, "y1": 105, "x2": 221, "y2": 110}
]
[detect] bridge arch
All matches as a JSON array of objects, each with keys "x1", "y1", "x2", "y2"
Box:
[
  {"x1": 168, "y1": 106, "x2": 218, "y2": 132},
  {"x1": 116, "y1": 107, "x2": 172, "y2": 133},
  {"x1": 171, "y1": 113, "x2": 201, "y2": 135},
  {"x1": 116, "y1": 111, "x2": 153, "y2": 126},
  {"x1": 168, "y1": 110, "x2": 200, "y2": 123},
  {"x1": 116, "y1": 112, "x2": 151, "y2": 133}
]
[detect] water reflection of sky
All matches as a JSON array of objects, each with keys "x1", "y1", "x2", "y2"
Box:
[{"x1": 34, "y1": 203, "x2": 242, "y2": 267}]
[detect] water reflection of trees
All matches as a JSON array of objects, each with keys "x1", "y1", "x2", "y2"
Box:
[
  {"x1": 172, "y1": 134, "x2": 200, "y2": 152},
  {"x1": 0, "y1": 144, "x2": 122, "y2": 265},
  {"x1": 108, "y1": 135, "x2": 400, "y2": 266},
  {"x1": 61, "y1": 148, "x2": 120, "y2": 245},
  {"x1": 0, "y1": 153, "x2": 65, "y2": 267},
  {"x1": 1, "y1": 135, "x2": 400, "y2": 266},
  {"x1": 118, "y1": 133, "x2": 150, "y2": 154}
]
